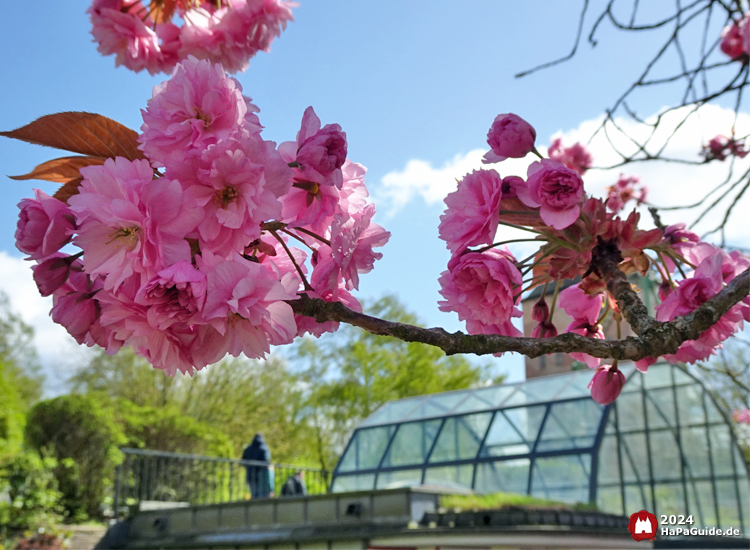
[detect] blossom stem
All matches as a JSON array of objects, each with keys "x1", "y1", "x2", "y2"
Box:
[
  {"x1": 497, "y1": 220, "x2": 545, "y2": 235},
  {"x1": 474, "y1": 239, "x2": 541, "y2": 254},
  {"x1": 269, "y1": 230, "x2": 313, "y2": 291},
  {"x1": 596, "y1": 301, "x2": 611, "y2": 325},
  {"x1": 657, "y1": 251, "x2": 677, "y2": 289},
  {"x1": 547, "y1": 280, "x2": 563, "y2": 323},
  {"x1": 517, "y1": 245, "x2": 559, "y2": 268},
  {"x1": 531, "y1": 146, "x2": 544, "y2": 160},
  {"x1": 280, "y1": 228, "x2": 317, "y2": 251},
  {"x1": 295, "y1": 227, "x2": 331, "y2": 247}
]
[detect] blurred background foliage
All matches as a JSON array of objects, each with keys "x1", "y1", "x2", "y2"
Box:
[{"x1": 0, "y1": 292, "x2": 494, "y2": 531}]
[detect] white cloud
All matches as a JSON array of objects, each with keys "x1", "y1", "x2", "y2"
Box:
[
  {"x1": 378, "y1": 104, "x2": 750, "y2": 248},
  {"x1": 377, "y1": 149, "x2": 537, "y2": 214}
]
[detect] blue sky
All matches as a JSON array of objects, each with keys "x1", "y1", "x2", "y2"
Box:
[{"x1": 1, "y1": 1, "x2": 748, "y2": 391}]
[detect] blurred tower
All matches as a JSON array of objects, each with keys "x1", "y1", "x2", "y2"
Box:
[{"x1": 521, "y1": 275, "x2": 659, "y2": 379}]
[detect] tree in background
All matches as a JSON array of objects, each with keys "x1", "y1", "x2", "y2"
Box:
[{"x1": 67, "y1": 295, "x2": 494, "y2": 471}]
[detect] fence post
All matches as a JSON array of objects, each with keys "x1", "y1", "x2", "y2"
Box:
[{"x1": 113, "y1": 463, "x2": 122, "y2": 522}]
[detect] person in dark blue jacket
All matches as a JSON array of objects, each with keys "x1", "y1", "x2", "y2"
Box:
[{"x1": 242, "y1": 433, "x2": 274, "y2": 498}]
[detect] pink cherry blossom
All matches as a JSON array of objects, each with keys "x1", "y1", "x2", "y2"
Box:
[
  {"x1": 294, "y1": 107, "x2": 348, "y2": 188},
  {"x1": 198, "y1": 252, "x2": 298, "y2": 359},
  {"x1": 588, "y1": 365, "x2": 626, "y2": 405},
  {"x1": 656, "y1": 252, "x2": 747, "y2": 364},
  {"x1": 605, "y1": 174, "x2": 647, "y2": 213},
  {"x1": 734, "y1": 408, "x2": 750, "y2": 424},
  {"x1": 32, "y1": 254, "x2": 80, "y2": 297},
  {"x1": 720, "y1": 20, "x2": 746, "y2": 60},
  {"x1": 439, "y1": 169, "x2": 503, "y2": 254},
  {"x1": 483, "y1": 114, "x2": 537, "y2": 164},
  {"x1": 313, "y1": 204, "x2": 391, "y2": 294},
  {"x1": 69, "y1": 157, "x2": 203, "y2": 291},
  {"x1": 567, "y1": 321, "x2": 605, "y2": 369},
  {"x1": 179, "y1": 0, "x2": 295, "y2": 73},
  {"x1": 500, "y1": 175, "x2": 524, "y2": 199},
  {"x1": 438, "y1": 248, "x2": 523, "y2": 329},
  {"x1": 518, "y1": 159, "x2": 585, "y2": 230},
  {"x1": 174, "y1": 135, "x2": 292, "y2": 257},
  {"x1": 635, "y1": 357, "x2": 657, "y2": 373},
  {"x1": 702, "y1": 134, "x2": 748, "y2": 161},
  {"x1": 139, "y1": 56, "x2": 260, "y2": 166},
  {"x1": 89, "y1": 0, "x2": 169, "y2": 75},
  {"x1": 15, "y1": 189, "x2": 74, "y2": 260},
  {"x1": 135, "y1": 261, "x2": 208, "y2": 330},
  {"x1": 97, "y1": 279, "x2": 200, "y2": 375},
  {"x1": 548, "y1": 138, "x2": 593, "y2": 176},
  {"x1": 558, "y1": 284, "x2": 603, "y2": 325},
  {"x1": 50, "y1": 267, "x2": 107, "y2": 348}
]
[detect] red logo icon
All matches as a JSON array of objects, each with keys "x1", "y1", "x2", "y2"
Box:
[{"x1": 627, "y1": 510, "x2": 658, "y2": 542}]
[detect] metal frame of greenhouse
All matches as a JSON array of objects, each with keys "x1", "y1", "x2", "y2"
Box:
[{"x1": 330, "y1": 362, "x2": 750, "y2": 536}]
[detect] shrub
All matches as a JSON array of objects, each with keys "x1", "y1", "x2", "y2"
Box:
[
  {"x1": 24, "y1": 394, "x2": 125, "y2": 521},
  {"x1": 0, "y1": 451, "x2": 64, "y2": 534}
]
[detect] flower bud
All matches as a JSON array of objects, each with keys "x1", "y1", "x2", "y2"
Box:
[{"x1": 588, "y1": 364, "x2": 626, "y2": 405}]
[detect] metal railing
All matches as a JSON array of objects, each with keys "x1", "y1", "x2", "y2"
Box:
[{"x1": 113, "y1": 448, "x2": 330, "y2": 519}]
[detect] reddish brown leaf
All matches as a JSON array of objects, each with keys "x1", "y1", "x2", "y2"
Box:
[
  {"x1": 9, "y1": 156, "x2": 106, "y2": 184},
  {"x1": 53, "y1": 177, "x2": 84, "y2": 204},
  {"x1": 150, "y1": 0, "x2": 178, "y2": 23},
  {"x1": 0, "y1": 112, "x2": 144, "y2": 161}
]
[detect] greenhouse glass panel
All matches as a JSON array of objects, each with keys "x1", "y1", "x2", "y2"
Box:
[
  {"x1": 531, "y1": 454, "x2": 591, "y2": 503},
  {"x1": 375, "y1": 469, "x2": 423, "y2": 490},
  {"x1": 428, "y1": 413, "x2": 491, "y2": 463},
  {"x1": 597, "y1": 486, "x2": 623, "y2": 516},
  {"x1": 709, "y1": 426, "x2": 736, "y2": 476},
  {"x1": 597, "y1": 434, "x2": 621, "y2": 485},
  {"x1": 424, "y1": 464, "x2": 474, "y2": 491},
  {"x1": 553, "y1": 370, "x2": 596, "y2": 400},
  {"x1": 626, "y1": 484, "x2": 654, "y2": 513},
  {"x1": 359, "y1": 398, "x2": 424, "y2": 427},
  {"x1": 620, "y1": 433, "x2": 650, "y2": 484},
  {"x1": 337, "y1": 425, "x2": 394, "y2": 472},
  {"x1": 715, "y1": 480, "x2": 742, "y2": 529},
  {"x1": 643, "y1": 364, "x2": 672, "y2": 388},
  {"x1": 616, "y1": 392, "x2": 645, "y2": 432},
  {"x1": 653, "y1": 483, "x2": 685, "y2": 518},
  {"x1": 681, "y1": 427, "x2": 710, "y2": 478},
  {"x1": 502, "y1": 375, "x2": 572, "y2": 407},
  {"x1": 451, "y1": 386, "x2": 516, "y2": 415},
  {"x1": 381, "y1": 419, "x2": 441, "y2": 468},
  {"x1": 420, "y1": 390, "x2": 473, "y2": 414},
  {"x1": 704, "y1": 397, "x2": 725, "y2": 423},
  {"x1": 645, "y1": 388, "x2": 676, "y2": 429},
  {"x1": 479, "y1": 406, "x2": 545, "y2": 458},
  {"x1": 536, "y1": 399, "x2": 602, "y2": 452},
  {"x1": 675, "y1": 384, "x2": 705, "y2": 426},
  {"x1": 330, "y1": 473, "x2": 375, "y2": 492},
  {"x1": 649, "y1": 429, "x2": 682, "y2": 482},
  {"x1": 694, "y1": 481, "x2": 719, "y2": 526},
  {"x1": 475, "y1": 459, "x2": 530, "y2": 494},
  {"x1": 672, "y1": 366, "x2": 694, "y2": 385}
]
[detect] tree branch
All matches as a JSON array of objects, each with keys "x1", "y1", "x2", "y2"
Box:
[{"x1": 288, "y1": 268, "x2": 750, "y2": 362}]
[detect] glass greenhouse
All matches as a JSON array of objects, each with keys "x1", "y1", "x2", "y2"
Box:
[{"x1": 331, "y1": 363, "x2": 750, "y2": 535}]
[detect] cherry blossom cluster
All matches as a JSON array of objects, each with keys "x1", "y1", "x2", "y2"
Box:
[
  {"x1": 735, "y1": 408, "x2": 750, "y2": 424},
  {"x1": 14, "y1": 57, "x2": 389, "y2": 375},
  {"x1": 88, "y1": 0, "x2": 294, "y2": 74},
  {"x1": 605, "y1": 174, "x2": 648, "y2": 213},
  {"x1": 720, "y1": 11, "x2": 750, "y2": 62},
  {"x1": 437, "y1": 113, "x2": 750, "y2": 405},
  {"x1": 701, "y1": 134, "x2": 748, "y2": 162}
]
